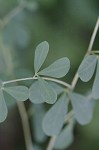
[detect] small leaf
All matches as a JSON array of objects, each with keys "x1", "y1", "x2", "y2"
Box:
[
  {"x1": 54, "y1": 124, "x2": 74, "y2": 149},
  {"x1": 42, "y1": 94, "x2": 68, "y2": 136},
  {"x1": 34, "y1": 41, "x2": 49, "y2": 73},
  {"x1": 38, "y1": 57, "x2": 70, "y2": 78},
  {"x1": 38, "y1": 76, "x2": 57, "y2": 104},
  {"x1": 0, "y1": 90, "x2": 8, "y2": 122},
  {"x1": 92, "y1": 59, "x2": 99, "y2": 99},
  {"x1": 29, "y1": 81, "x2": 44, "y2": 104},
  {"x1": 4, "y1": 86, "x2": 29, "y2": 101},
  {"x1": 48, "y1": 82, "x2": 64, "y2": 95},
  {"x1": 33, "y1": 104, "x2": 47, "y2": 143},
  {"x1": 70, "y1": 93, "x2": 95, "y2": 125},
  {"x1": 0, "y1": 80, "x2": 2, "y2": 88},
  {"x1": 78, "y1": 55, "x2": 97, "y2": 82}
]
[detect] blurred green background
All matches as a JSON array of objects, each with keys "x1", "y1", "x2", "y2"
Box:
[{"x1": 0, "y1": 0, "x2": 99, "y2": 150}]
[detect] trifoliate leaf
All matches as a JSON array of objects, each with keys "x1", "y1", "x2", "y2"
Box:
[
  {"x1": 4, "y1": 86, "x2": 29, "y2": 101},
  {"x1": 34, "y1": 41, "x2": 49, "y2": 73},
  {"x1": 54, "y1": 124, "x2": 74, "y2": 149},
  {"x1": 70, "y1": 93, "x2": 95, "y2": 125},
  {"x1": 42, "y1": 94, "x2": 68, "y2": 136},
  {"x1": 92, "y1": 59, "x2": 99, "y2": 99},
  {"x1": 78, "y1": 55, "x2": 97, "y2": 82},
  {"x1": 38, "y1": 57, "x2": 70, "y2": 78},
  {"x1": 29, "y1": 81, "x2": 44, "y2": 104},
  {"x1": 38, "y1": 76, "x2": 57, "y2": 104},
  {"x1": 0, "y1": 90, "x2": 8, "y2": 122}
]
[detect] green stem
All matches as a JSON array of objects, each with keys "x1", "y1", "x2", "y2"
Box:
[
  {"x1": 17, "y1": 101, "x2": 33, "y2": 150},
  {"x1": 3, "y1": 76, "x2": 71, "y2": 89},
  {"x1": 47, "y1": 16, "x2": 99, "y2": 150}
]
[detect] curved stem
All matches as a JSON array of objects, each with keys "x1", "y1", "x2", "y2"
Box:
[
  {"x1": 3, "y1": 76, "x2": 71, "y2": 89},
  {"x1": 71, "y1": 17, "x2": 99, "y2": 90},
  {"x1": 47, "y1": 16, "x2": 99, "y2": 150},
  {"x1": 17, "y1": 101, "x2": 33, "y2": 150}
]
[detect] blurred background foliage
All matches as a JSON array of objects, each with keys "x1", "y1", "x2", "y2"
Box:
[{"x1": 0, "y1": 0, "x2": 99, "y2": 150}]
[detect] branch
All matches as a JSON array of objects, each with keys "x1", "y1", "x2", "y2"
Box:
[
  {"x1": 46, "y1": 16, "x2": 99, "y2": 150},
  {"x1": 71, "y1": 17, "x2": 99, "y2": 90},
  {"x1": 3, "y1": 76, "x2": 71, "y2": 89},
  {"x1": 17, "y1": 101, "x2": 33, "y2": 150}
]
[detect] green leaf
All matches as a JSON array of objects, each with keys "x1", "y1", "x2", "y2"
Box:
[
  {"x1": 4, "y1": 86, "x2": 29, "y2": 101},
  {"x1": 70, "y1": 93, "x2": 95, "y2": 125},
  {"x1": 0, "y1": 90, "x2": 8, "y2": 122},
  {"x1": 0, "y1": 80, "x2": 2, "y2": 88},
  {"x1": 33, "y1": 104, "x2": 47, "y2": 143},
  {"x1": 38, "y1": 76, "x2": 57, "y2": 104},
  {"x1": 78, "y1": 55, "x2": 97, "y2": 82},
  {"x1": 48, "y1": 82, "x2": 64, "y2": 95},
  {"x1": 42, "y1": 94, "x2": 68, "y2": 136},
  {"x1": 54, "y1": 124, "x2": 74, "y2": 149},
  {"x1": 34, "y1": 41, "x2": 49, "y2": 73},
  {"x1": 92, "y1": 59, "x2": 99, "y2": 99},
  {"x1": 38, "y1": 57, "x2": 70, "y2": 78},
  {"x1": 29, "y1": 81, "x2": 44, "y2": 104},
  {"x1": 3, "y1": 90, "x2": 16, "y2": 108}
]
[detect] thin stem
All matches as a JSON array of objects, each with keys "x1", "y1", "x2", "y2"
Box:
[
  {"x1": 87, "y1": 17, "x2": 99, "y2": 52},
  {"x1": 71, "y1": 17, "x2": 99, "y2": 90},
  {"x1": 64, "y1": 110, "x2": 74, "y2": 123},
  {"x1": 47, "y1": 17, "x2": 99, "y2": 150},
  {"x1": 17, "y1": 101, "x2": 33, "y2": 150},
  {"x1": 3, "y1": 76, "x2": 71, "y2": 89},
  {"x1": 90, "y1": 50, "x2": 99, "y2": 54},
  {"x1": 47, "y1": 136, "x2": 57, "y2": 150}
]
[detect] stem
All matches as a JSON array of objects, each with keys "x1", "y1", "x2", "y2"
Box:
[
  {"x1": 47, "y1": 136, "x2": 57, "y2": 150},
  {"x1": 71, "y1": 17, "x2": 99, "y2": 90},
  {"x1": 90, "y1": 50, "x2": 99, "y2": 54},
  {"x1": 17, "y1": 101, "x2": 33, "y2": 150},
  {"x1": 47, "y1": 16, "x2": 99, "y2": 150},
  {"x1": 3, "y1": 76, "x2": 71, "y2": 89}
]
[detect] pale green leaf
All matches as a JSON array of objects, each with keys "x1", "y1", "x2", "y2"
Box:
[
  {"x1": 92, "y1": 59, "x2": 99, "y2": 99},
  {"x1": 33, "y1": 104, "x2": 47, "y2": 143},
  {"x1": 38, "y1": 57, "x2": 70, "y2": 78},
  {"x1": 3, "y1": 90, "x2": 16, "y2": 108},
  {"x1": 34, "y1": 41, "x2": 49, "y2": 73},
  {"x1": 48, "y1": 82, "x2": 64, "y2": 95},
  {"x1": 4, "y1": 86, "x2": 29, "y2": 101},
  {"x1": 78, "y1": 55, "x2": 97, "y2": 82},
  {"x1": 42, "y1": 94, "x2": 68, "y2": 136},
  {"x1": 70, "y1": 93, "x2": 95, "y2": 125},
  {"x1": 29, "y1": 81, "x2": 44, "y2": 104},
  {"x1": 54, "y1": 124, "x2": 74, "y2": 149},
  {"x1": 0, "y1": 90, "x2": 8, "y2": 122},
  {"x1": 38, "y1": 76, "x2": 57, "y2": 104}
]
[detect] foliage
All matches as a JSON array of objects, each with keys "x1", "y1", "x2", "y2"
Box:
[{"x1": 0, "y1": 1, "x2": 99, "y2": 150}]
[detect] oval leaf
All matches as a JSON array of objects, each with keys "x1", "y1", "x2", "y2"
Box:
[
  {"x1": 54, "y1": 124, "x2": 74, "y2": 149},
  {"x1": 33, "y1": 104, "x2": 47, "y2": 143},
  {"x1": 29, "y1": 81, "x2": 44, "y2": 104},
  {"x1": 42, "y1": 94, "x2": 68, "y2": 136},
  {"x1": 4, "y1": 86, "x2": 29, "y2": 101},
  {"x1": 78, "y1": 55, "x2": 97, "y2": 82},
  {"x1": 38, "y1": 76, "x2": 57, "y2": 104},
  {"x1": 92, "y1": 59, "x2": 99, "y2": 99},
  {"x1": 70, "y1": 93, "x2": 95, "y2": 125},
  {"x1": 34, "y1": 41, "x2": 49, "y2": 73},
  {"x1": 0, "y1": 90, "x2": 8, "y2": 122},
  {"x1": 38, "y1": 57, "x2": 70, "y2": 78}
]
